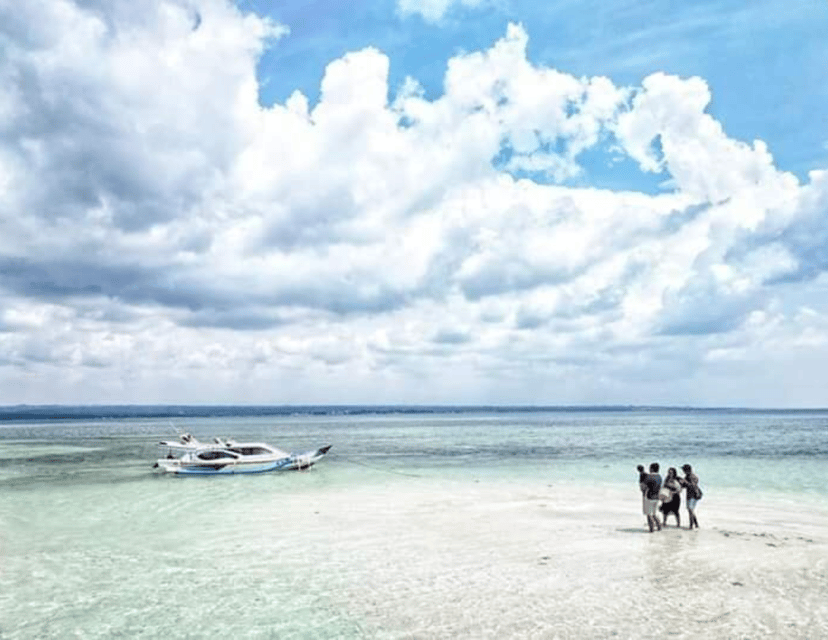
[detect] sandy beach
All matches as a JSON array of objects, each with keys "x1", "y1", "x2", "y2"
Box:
[
  {"x1": 249, "y1": 474, "x2": 828, "y2": 639},
  {"x1": 5, "y1": 467, "x2": 826, "y2": 639}
]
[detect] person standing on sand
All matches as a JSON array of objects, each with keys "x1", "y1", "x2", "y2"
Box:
[
  {"x1": 639, "y1": 462, "x2": 662, "y2": 532},
  {"x1": 637, "y1": 464, "x2": 647, "y2": 510},
  {"x1": 659, "y1": 467, "x2": 682, "y2": 528},
  {"x1": 680, "y1": 464, "x2": 702, "y2": 529}
]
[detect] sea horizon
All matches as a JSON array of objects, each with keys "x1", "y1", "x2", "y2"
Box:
[{"x1": 2, "y1": 403, "x2": 828, "y2": 422}]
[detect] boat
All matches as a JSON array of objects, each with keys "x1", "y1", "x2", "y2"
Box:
[{"x1": 153, "y1": 432, "x2": 332, "y2": 475}]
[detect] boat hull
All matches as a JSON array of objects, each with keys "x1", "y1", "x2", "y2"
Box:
[{"x1": 154, "y1": 445, "x2": 331, "y2": 475}]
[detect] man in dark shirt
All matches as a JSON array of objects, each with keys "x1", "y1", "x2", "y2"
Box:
[{"x1": 639, "y1": 462, "x2": 663, "y2": 532}]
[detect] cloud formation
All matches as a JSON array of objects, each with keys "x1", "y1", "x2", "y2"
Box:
[
  {"x1": 396, "y1": 0, "x2": 487, "y2": 23},
  {"x1": 1, "y1": 0, "x2": 827, "y2": 405}
]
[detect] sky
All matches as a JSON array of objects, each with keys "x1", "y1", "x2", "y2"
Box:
[{"x1": 1, "y1": 0, "x2": 828, "y2": 407}]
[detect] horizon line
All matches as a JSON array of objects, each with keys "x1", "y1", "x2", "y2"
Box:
[{"x1": 1, "y1": 403, "x2": 827, "y2": 412}]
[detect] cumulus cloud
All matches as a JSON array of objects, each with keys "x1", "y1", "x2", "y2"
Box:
[
  {"x1": 396, "y1": 0, "x2": 488, "y2": 23},
  {"x1": 771, "y1": 170, "x2": 828, "y2": 283},
  {"x1": 1, "y1": 2, "x2": 827, "y2": 404},
  {"x1": 615, "y1": 73, "x2": 796, "y2": 204}
]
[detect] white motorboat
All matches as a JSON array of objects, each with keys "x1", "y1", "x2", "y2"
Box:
[{"x1": 153, "y1": 433, "x2": 331, "y2": 475}]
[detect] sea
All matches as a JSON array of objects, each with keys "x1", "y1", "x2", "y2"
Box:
[{"x1": 1, "y1": 406, "x2": 827, "y2": 639}]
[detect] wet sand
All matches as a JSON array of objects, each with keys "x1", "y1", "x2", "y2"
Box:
[
  {"x1": 279, "y1": 477, "x2": 828, "y2": 639},
  {"x1": 3, "y1": 469, "x2": 827, "y2": 639}
]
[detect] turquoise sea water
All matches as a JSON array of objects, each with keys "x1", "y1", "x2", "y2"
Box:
[{"x1": 1, "y1": 408, "x2": 827, "y2": 638}]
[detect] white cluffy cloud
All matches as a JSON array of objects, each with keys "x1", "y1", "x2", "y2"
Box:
[
  {"x1": 0, "y1": 1, "x2": 827, "y2": 405},
  {"x1": 397, "y1": 0, "x2": 488, "y2": 23}
]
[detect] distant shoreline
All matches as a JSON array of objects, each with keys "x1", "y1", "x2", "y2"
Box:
[{"x1": 1, "y1": 404, "x2": 827, "y2": 421}]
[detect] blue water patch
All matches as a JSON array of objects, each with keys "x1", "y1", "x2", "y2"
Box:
[{"x1": 1, "y1": 408, "x2": 827, "y2": 492}]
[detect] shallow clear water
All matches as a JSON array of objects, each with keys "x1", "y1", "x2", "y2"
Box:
[{"x1": 1, "y1": 408, "x2": 827, "y2": 638}]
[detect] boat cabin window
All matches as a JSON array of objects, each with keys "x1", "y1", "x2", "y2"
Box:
[
  {"x1": 196, "y1": 450, "x2": 237, "y2": 461},
  {"x1": 228, "y1": 446, "x2": 270, "y2": 456}
]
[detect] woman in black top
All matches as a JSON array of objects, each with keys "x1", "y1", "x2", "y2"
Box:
[{"x1": 659, "y1": 467, "x2": 682, "y2": 527}]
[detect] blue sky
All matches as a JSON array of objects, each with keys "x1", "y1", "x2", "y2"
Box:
[
  {"x1": 1, "y1": 0, "x2": 828, "y2": 406},
  {"x1": 250, "y1": 0, "x2": 828, "y2": 183}
]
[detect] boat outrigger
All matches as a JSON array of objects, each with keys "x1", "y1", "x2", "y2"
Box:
[{"x1": 153, "y1": 433, "x2": 332, "y2": 475}]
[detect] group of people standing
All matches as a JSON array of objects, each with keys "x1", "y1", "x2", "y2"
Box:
[{"x1": 637, "y1": 462, "x2": 702, "y2": 533}]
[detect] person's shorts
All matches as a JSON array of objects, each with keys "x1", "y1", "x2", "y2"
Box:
[
  {"x1": 687, "y1": 498, "x2": 699, "y2": 510},
  {"x1": 643, "y1": 497, "x2": 659, "y2": 516}
]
